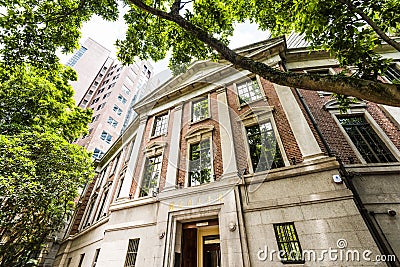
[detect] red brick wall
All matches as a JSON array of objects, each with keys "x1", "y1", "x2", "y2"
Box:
[
  {"x1": 367, "y1": 103, "x2": 400, "y2": 149},
  {"x1": 177, "y1": 92, "x2": 224, "y2": 185},
  {"x1": 290, "y1": 87, "x2": 328, "y2": 156},
  {"x1": 70, "y1": 174, "x2": 98, "y2": 235},
  {"x1": 129, "y1": 108, "x2": 174, "y2": 195},
  {"x1": 226, "y1": 78, "x2": 303, "y2": 173},
  {"x1": 261, "y1": 78, "x2": 303, "y2": 164}
]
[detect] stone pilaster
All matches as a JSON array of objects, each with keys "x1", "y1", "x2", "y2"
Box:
[
  {"x1": 117, "y1": 115, "x2": 148, "y2": 199},
  {"x1": 274, "y1": 84, "x2": 325, "y2": 161},
  {"x1": 216, "y1": 87, "x2": 238, "y2": 176},
  {"x1": 164, "y1": 104, "x2": 184, "y2": 190}
]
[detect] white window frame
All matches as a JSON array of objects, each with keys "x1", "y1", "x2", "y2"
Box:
[
  {"x1": 190, "y1": 94, "x2": 211, "y2": 124},
  {"x1": 118, "y1": 94, "x2": 127, "y2": 105},
  {"x1": 113, "y1": 104, "x2": 123, "y2": 116},
  {"x1": 149, "y1": 110, "x2": 170, "y2": 138},
  {"x1": 184, "y1": 126, "x2": 215, "y2": 187},
  {"x1": 100, "y1": 131, "x2": 113, "y2": 144},
  {"x1": 80, "y1": 196, "x2": 97, "y2": 230},
  {"x1": 233, "y1": 75, "x2": 266, "y2": 109},
  {"x1": 134, "y1": 142, "x2": 166, "y2": 199},
  {"x1": 122, "y1": 84, "x2": 131, "y2": 95},
  {"x1": 238, "y1": 107, "x2": 289, "y2": 174},
  {"x1": 107, "y1": 116, "x2": 118, "y2": 128}
]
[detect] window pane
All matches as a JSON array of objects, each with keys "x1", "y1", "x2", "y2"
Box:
[
  {"x1": 92, "y1": 248, "x2": 100, "y2": 267},
  {"x1": 152, "y1": 113, "x2": 168, "y2": 136},
  {"x1": 100, "y1": 131, "x2": 113, "y2": 144},
  {"x1": 140, "y1": 155, "x2": 162, "y2": 197},
  {"x1": 338, "y1": 116, "x2": 396, "y2": 163},
  {"x1": 118, "y1": 94, "x2": 127, "y2": 104},
  {"x1": 192, "y1": 97, "x2": 209, "y2": 122},
  {"x1": 107, "y1": 116, "x2": 118, "y2": 128},
  {"x1": 189, "y1": 139, "x2": 212, "y2": 186},
  {"x1": 93, "y1": 148, "x2": 104, "y2": 159},
  {"x1": 113, "y1": 104, "x2": 123, "y2": 115},
  {"x1": 77, "y1": 253, "x2": 85, "y2": 267},
  {"x1": 246, "y1": 122, "x2": 284, "y2": 172},
  {"x1": 237, "y1": 79, "x2": 263, "y2": 104},
  {"x1": 66, "y1": 47, "x2": 87, "y2": 67}
]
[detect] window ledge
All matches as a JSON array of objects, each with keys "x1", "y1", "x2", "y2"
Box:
[
  {"x1": 187, "y1": 180, "x2": 214, "y2": 188},
  {"x1": 75, "y1": 216, "x2": 109, "y2": 238},
  {"x1": 110, "y1": 196, "x2": 157, "y2": 212},
  {"x1": 189, "y1": 116, "x2": 211, "y2": 126},
  {"x1": 150, "y1": 133, "x2": 168, "y2": 139},
  {"x1": 238, "y1": 97, "x2": 267, "y2": 110},
  {"x1": 244, "y1": 157, "x2": 339, "y2": 184},
  {"x1": 344, "y1": 162, "x2": 400, "y2": 174}
]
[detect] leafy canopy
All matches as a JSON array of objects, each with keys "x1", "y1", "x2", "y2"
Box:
[
  {"x1": 1, "y1": 0, "x2": 400, "y2": 105},
  {"x1": 0, "y1": 132, "x2": 94, "y2": 266},
  {"x1": 118, "y1": 0, "x2": 400, "y2": 78},
  {"x1": 0, "y1": 64, "x2": 94, "y2": 266},
  {"x1": 0, "y1": 64, "x2": 92, "y2": 141},
  {"x1": 115, "y1": 0, "x2": 400, "y2": 106},
  {"x1": 0, "y1": 0, "x2": 119, "y2": 69}
]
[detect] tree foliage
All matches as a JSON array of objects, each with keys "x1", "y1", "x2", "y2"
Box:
[
  {"x1": 0, "y1": 64, "x2": 92, "y2": 142},
  {"x1": 0, "y1": 64, "x2": 94, "y2": 266},
  {"x1": 245, "y1": 0, "x2": 400, "y2": 79},
  {"x1": 0, "y1": 0, "x2": 119, "y2": 69},
  {"x1": 2, "y1": 0, "x2": 400, "y2": 105},
  {"x1": 117, "y1": 0, "x2": 400, "y2": 106},
  {"x1": 0, "y1": 132, "x2": 94, "y2": 266}
]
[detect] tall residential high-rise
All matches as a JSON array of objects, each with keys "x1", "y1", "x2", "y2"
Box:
[{"x1": 67, "y1": 38, "x2": 153, "y2": 158}]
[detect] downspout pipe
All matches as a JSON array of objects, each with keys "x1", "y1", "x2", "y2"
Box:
[{"x1": 280, "y1": 60, "x2": 397, "y2": 266}]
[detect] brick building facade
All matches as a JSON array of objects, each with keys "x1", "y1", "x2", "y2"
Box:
[{"x1": 54, "y1": 37, "x2": 400, "y2": 267}]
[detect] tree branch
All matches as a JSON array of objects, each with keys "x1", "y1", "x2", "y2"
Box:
[
  {"x1": 170, "y1": 0, "x2": 181, "y2": 14},
  {"x1": 127, "y1": 0, "x2": 400, "y2": 107},
  {"x1": 336, "y1": 0, "x2": 400, "y2": 52}
]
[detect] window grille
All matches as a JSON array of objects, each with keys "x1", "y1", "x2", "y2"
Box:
[
  {"x1": 338, "y1": 116, "x2": 396, "y2": 163},
  {"x1": 192, "y1": 97, "x2": 209, "y2": 122},
  {"x1": 152, "y1": 113, "x2": 168, "y2": 136},
  {"x1": 273, "y1": 223, "x2": 304, "y2": 263},
  {"x1": 140, "y1": 155, "x2": 162, "y2": 197},
  {"x1": 237, "y1": 79, "x2": 263, "y2": 104},
  {"x1": 124, "y1": 239, "x2": 140, "y2": 267}
]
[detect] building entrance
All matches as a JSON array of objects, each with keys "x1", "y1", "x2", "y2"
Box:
[{"x1": 180, "y1": 219, "x2": 220, "y2": 267}]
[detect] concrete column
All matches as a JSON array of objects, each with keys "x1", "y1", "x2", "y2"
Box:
[
  {"x1": 164, "y1": 104, "x2": 183, "y2": 191},
  {"x1": 274, "y1": 84, "x2": 325, "y2": 161},
  {"x1": 216, "y1": 87, "x2": 238, "y2": 176},
  {"x1": 118, "y1": 115, "x2": 148, "y2": 199}
]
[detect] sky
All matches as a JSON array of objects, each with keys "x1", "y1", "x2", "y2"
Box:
[{"x1": 58, "y1": 11, "x2": 269, "y2": 75}]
